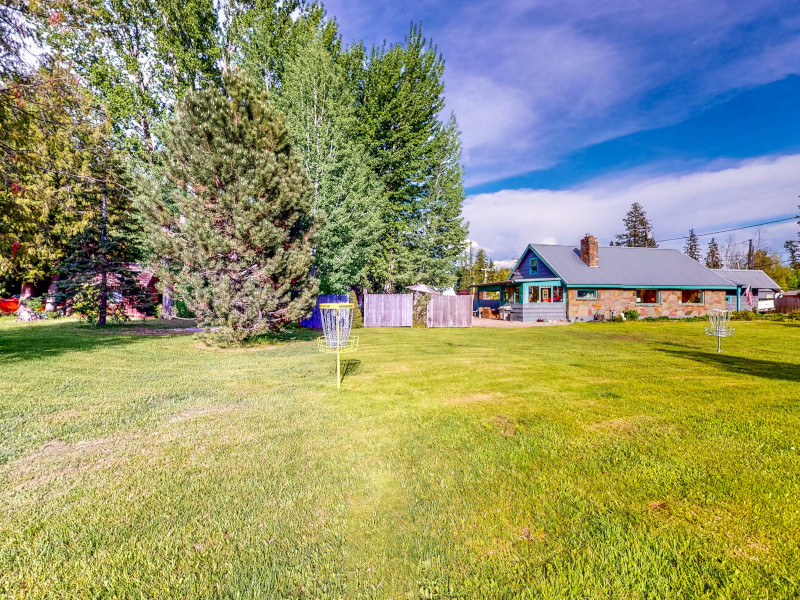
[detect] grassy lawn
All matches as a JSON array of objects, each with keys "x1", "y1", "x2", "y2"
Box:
[{"x1": 1, "y1": 317, "x2": 799, "y2": 599}]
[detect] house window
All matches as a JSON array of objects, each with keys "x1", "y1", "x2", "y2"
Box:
[
  {"x1": 541, "y1": 287, "x2": 551, "y2": 302},
  {"x1": 576, "y1": 289, "x2": 597, "y2": 300},
  {"x1": 503, "y1": 286, "x2": 519, "y2": 303},
  {"x1": 681, "y1": 289, "x2": 703, "y2": 304},
  {"x1": 553, "y1": 286, "x2": 563, "y2": 302},
  {"x1": 635, "y1": 289, "x2": 659, "y2": 304},
  {"x1": 529, "y1": 258, "x2": 538, "y2": 275},
  {"x1": 725, "y1": 293, "x2": 735, "y2": 303},
  {"x1": 528, "y1": 286, "x2": 539, "y2": 303}
]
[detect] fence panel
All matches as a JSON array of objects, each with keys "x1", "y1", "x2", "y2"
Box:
[
  {"x1": 427, "y1": 295, "x2": 472, "y2": 328},
  {"x1": 364, "y1": 294, "x2": 412, "y2": 327},
  {"x1": 300, "y1": 294, "x2": 349, "y2": 328},
  {"x1": 775, "y1": 295, "x2": 800, "y2": 313}
]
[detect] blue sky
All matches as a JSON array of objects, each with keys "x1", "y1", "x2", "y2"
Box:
[{"x1": 323, "y1": 0, "x2": 800, "y2": 263}]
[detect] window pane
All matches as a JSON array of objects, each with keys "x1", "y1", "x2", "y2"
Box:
[
  {"x1": 577, "y1": 289, "x2": 597, "y2": 299},
  {"x1": 553, "y1": 286, "x2": 563, "y2": 302},
  {"x1": 636, "y1": 289, "x2": 658, "y2": 303},
  {"x1": 528, "y1": 286, "x2": 539, "y2": 302},
  {"x1": 681, "y1": 289, "x2": 702, "y2": 303},
  {"x1": 530, "y1": 258, "x2": 538, "y2": 275}
]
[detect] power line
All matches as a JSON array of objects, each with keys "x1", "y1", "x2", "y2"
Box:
[{"x1": 656, "y1": 215, "x2": 799, "y2": 243}]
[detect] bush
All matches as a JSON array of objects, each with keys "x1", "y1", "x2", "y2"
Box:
[
  {"x1": 732, "y1": 310, "x2": 755, "y2": 321},
  {"x1": 413, "y1": 293, "x2": 430, "y2": 327},
  {"x1": 623, "y1": 309, "x2": 640, "y2": 321},
  {"x1": 609, "y1": 315, "x2": 625, "y2": 323},
  {"x1": 174, "y1": 300, "x2": 195, "y2": 319},
  {"x1": 349, "y1": 291, "x2": 363, "y2": 328}
]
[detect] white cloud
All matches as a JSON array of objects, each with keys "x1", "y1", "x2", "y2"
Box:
[{"x1": 464, "y1": 154, "x2": 800, "y2": 262}]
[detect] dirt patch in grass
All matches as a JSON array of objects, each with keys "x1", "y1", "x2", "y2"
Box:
[
  {"x1": 114, "y1": 327, "x2": 202, "y2": 336},
  {"x1": 195, "y1": 343, "x2": 279, "y2": 352},
  {"x1": 733, "y1": 538, "x2": 771, "y2": 562},
  {"x1": 4, "y1": 436, "x2": 128, "y2": 493},
  {"x1": 492, "y1": 415, "x2": 516, "y2": 437},
  {"x1": 647, "y1": 499, "x2": 668, "y2": 512},
  {"x1": 448, "y1": 392, "x2": 504, "y2": 405}
]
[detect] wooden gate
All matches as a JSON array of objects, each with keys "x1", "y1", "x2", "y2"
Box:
[
  {"x1": 427, "y1": 295, "x2": 472, "y2": 328},
  {"x1": 364, "y1": 294, "x2": 413, "y2": 327}
]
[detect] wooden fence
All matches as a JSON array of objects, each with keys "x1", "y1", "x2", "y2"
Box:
[
  {"x1": 427, "y1": 295, "x2": 472, "y2": 328},
  {"x1": 775, "y1": 295, "x2": 800, "y2": 313},
  {"x1": 364, "y1": 293, "x2": 412, "y2": 327}
]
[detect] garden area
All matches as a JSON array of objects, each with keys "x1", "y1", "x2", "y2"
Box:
[{"x1": 1, "y1": 318, "x2": 799, "y2": 598}]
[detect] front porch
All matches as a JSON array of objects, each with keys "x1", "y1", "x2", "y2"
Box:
[{"x1": 471, "y1": 279, "x2": 568, "y2": 322}]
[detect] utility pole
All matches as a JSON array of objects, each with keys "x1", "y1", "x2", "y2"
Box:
[
  {"x1": 481, "y1": 267, "x2": 491, "y2": 283},
  {"x1": 747, "y1": 239, "x2": 754, "y2": 270}
]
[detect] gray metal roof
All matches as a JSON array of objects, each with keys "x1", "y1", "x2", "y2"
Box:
[
  {"x1": 713, "y1": 269, "x2": 782, "y2": 290},
  {"x1": 528, "y1": 244, "x2": 735, "y2": 287}
]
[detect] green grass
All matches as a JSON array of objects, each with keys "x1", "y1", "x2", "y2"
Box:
[{"x1": 1, "y1": 318, "x2": 799, "y2": 599}]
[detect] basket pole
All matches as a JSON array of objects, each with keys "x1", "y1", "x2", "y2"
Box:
[{"x1": 336, "y1": 307, "x2": 341, "y2": 390}]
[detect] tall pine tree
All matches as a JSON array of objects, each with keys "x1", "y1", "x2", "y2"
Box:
[
  {"x1": 277, "y1": 34, "x2": 386, "y2": 294},
  {"x1": 141, "y1": 71, "x2": 317, "y2": 341},
  {"x1": 684, "y1": 229, "x2": 700, "y2": 261},
  {"x1": 615, "y1": 202, "x2": 657, "y2": 247},
  {"x1": 705, "y1": 237, "x2": 722, "y2": 269},
  {"x1": 358, "y1": 24, "x2": 467, "y2": 291}
]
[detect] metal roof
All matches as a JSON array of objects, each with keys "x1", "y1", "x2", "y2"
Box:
[
  {"x1": 713, "y1": 269, "x2": 782, "y2": 290},
  {"x1": 528, "y1": 244, "x2": 735, "y2": 287}
]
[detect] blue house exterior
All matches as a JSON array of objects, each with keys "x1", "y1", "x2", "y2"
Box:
[{"x1": 471, "y1": 235, "x2": 752, "y2": 322}]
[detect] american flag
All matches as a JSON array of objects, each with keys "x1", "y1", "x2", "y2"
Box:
[{"x1": 745, "y1": 285, "x2": 754, "y2": 306}]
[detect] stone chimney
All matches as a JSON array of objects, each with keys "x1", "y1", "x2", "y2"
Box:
[{"x1": 580, "y1": 234, "x2": 599, "y2": 267}]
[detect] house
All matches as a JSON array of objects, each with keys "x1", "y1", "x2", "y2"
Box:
[
  {"x1": 471, "y1": 235, "x2": 737, "y2": 322},
  {"x1": 713, "y1": 269, "x2": 782, "y2": 312}
]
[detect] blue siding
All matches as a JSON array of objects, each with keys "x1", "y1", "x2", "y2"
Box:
[
  {"x1": 300, "y1": 294, "x2": 349, "y2": 328},
  {"x1": 514, "y1": 248, "x2": 558, "y2": 279}
]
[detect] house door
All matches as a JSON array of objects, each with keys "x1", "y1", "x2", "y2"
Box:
[{"x1": 541, "y1": 288, "x2": 550, "y2": 303}]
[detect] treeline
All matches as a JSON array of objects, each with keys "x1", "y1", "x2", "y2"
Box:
[
  {"x1": 0, "y1": 1, "x2": 467, "y2": 334},
  {"x1": 611, "y1": 203, "x2": 799, "y2": 289}
]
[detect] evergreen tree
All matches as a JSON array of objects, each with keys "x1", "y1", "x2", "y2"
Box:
[
  {"x1": 141, "y1": 71, "x2": 317, "y2": 341},
  {"x1": 277, "y1": 34, "x2": 386, "y2": 294},
  {"x1": 785, "y1": 240, "x2": 800, "y2": 271},
  {"x1": 705, "y1": 237, "x2": 722, "y2": 269},
  {"x1": 349, "y1": 290, "x2": 363, "y2": 328},
  {"x1": 615, "y1": 202, "x2": 657, "y2": 247},
  {"x1": 684, "y1": 229, "x2": 701, "y2": 261},
  {"x1": 358, "y1": 24, "x2": 467, "y2": 291}
]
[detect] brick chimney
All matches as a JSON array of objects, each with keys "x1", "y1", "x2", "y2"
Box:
[{"x1": 580, "y1": 234, "x2": 599, "y2": 267}]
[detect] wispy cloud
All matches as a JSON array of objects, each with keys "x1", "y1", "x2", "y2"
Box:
[
  {"x1": 325, "y1": 0, "x2": 800, "y2": 186},
  {"x1": 464, "y1": 154, "x2": 800, "y2": 260}
]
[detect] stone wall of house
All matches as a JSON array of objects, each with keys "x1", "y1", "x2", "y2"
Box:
[{"x1": 567, "y1": 289, "x2": 725, "y2": 320}]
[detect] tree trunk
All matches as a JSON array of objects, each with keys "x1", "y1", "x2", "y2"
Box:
[
  {"x1": 98, "y1": 193, "x2": 108, "y2": 327},
  {"x1": 16, "y1": 281, "x2": 36, "y2": 321},
  {"x1": 162, "y1": 286, "x2": 174, "y2": 319},
  {"x1": 45, "y1": 274, "x2": 59, "y2": 312}
]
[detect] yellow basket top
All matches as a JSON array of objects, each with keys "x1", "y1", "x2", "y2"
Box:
[{"x1": 319, "y1": 302, "x2": 355, "y2": 309}]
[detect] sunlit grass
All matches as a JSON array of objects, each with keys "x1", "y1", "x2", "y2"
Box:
[{"x1": 1, "y1": 318, "x2": 799, "y2": 598}]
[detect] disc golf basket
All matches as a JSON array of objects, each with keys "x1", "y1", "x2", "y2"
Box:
[
  {"x1": 705, "y1": 309, "x2": 733, "y2": 353},
  {"x1": 317, "y1": 302, "x2": 359, "y2": 389}
]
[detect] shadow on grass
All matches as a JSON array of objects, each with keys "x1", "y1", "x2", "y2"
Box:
[
  {"x1": 250, "y1": 325, "x2": 321, "y2": 345},
  {"x1": 657, "y1": 347, "x2": 800, "y2": 382},
  {"x1": 340, "y1": 359, "x2": 362, "y2": 381},
  {"x1": 0, "y1": 320, "x2": 144, "y2": 363}
]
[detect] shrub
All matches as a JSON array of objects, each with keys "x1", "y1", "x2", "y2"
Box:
[
  {"x1": 609, "y1": 315, "x2": 625, "y2": 323},
  {"x1": 174, "y1": 300, "x2": 195, "y2": 319},
  {"x1": 732, "y1": 310, "x2": 755, "y2": 321},
  {"x1": 623, "y1": 309, "x2": 640, "y2": 321},
  {"x1": 349, "y1": 291, "x2": 363, "y2": 328},
  {"x1": 413, "y1": 293, "x2": 430, "y2": 327}
]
